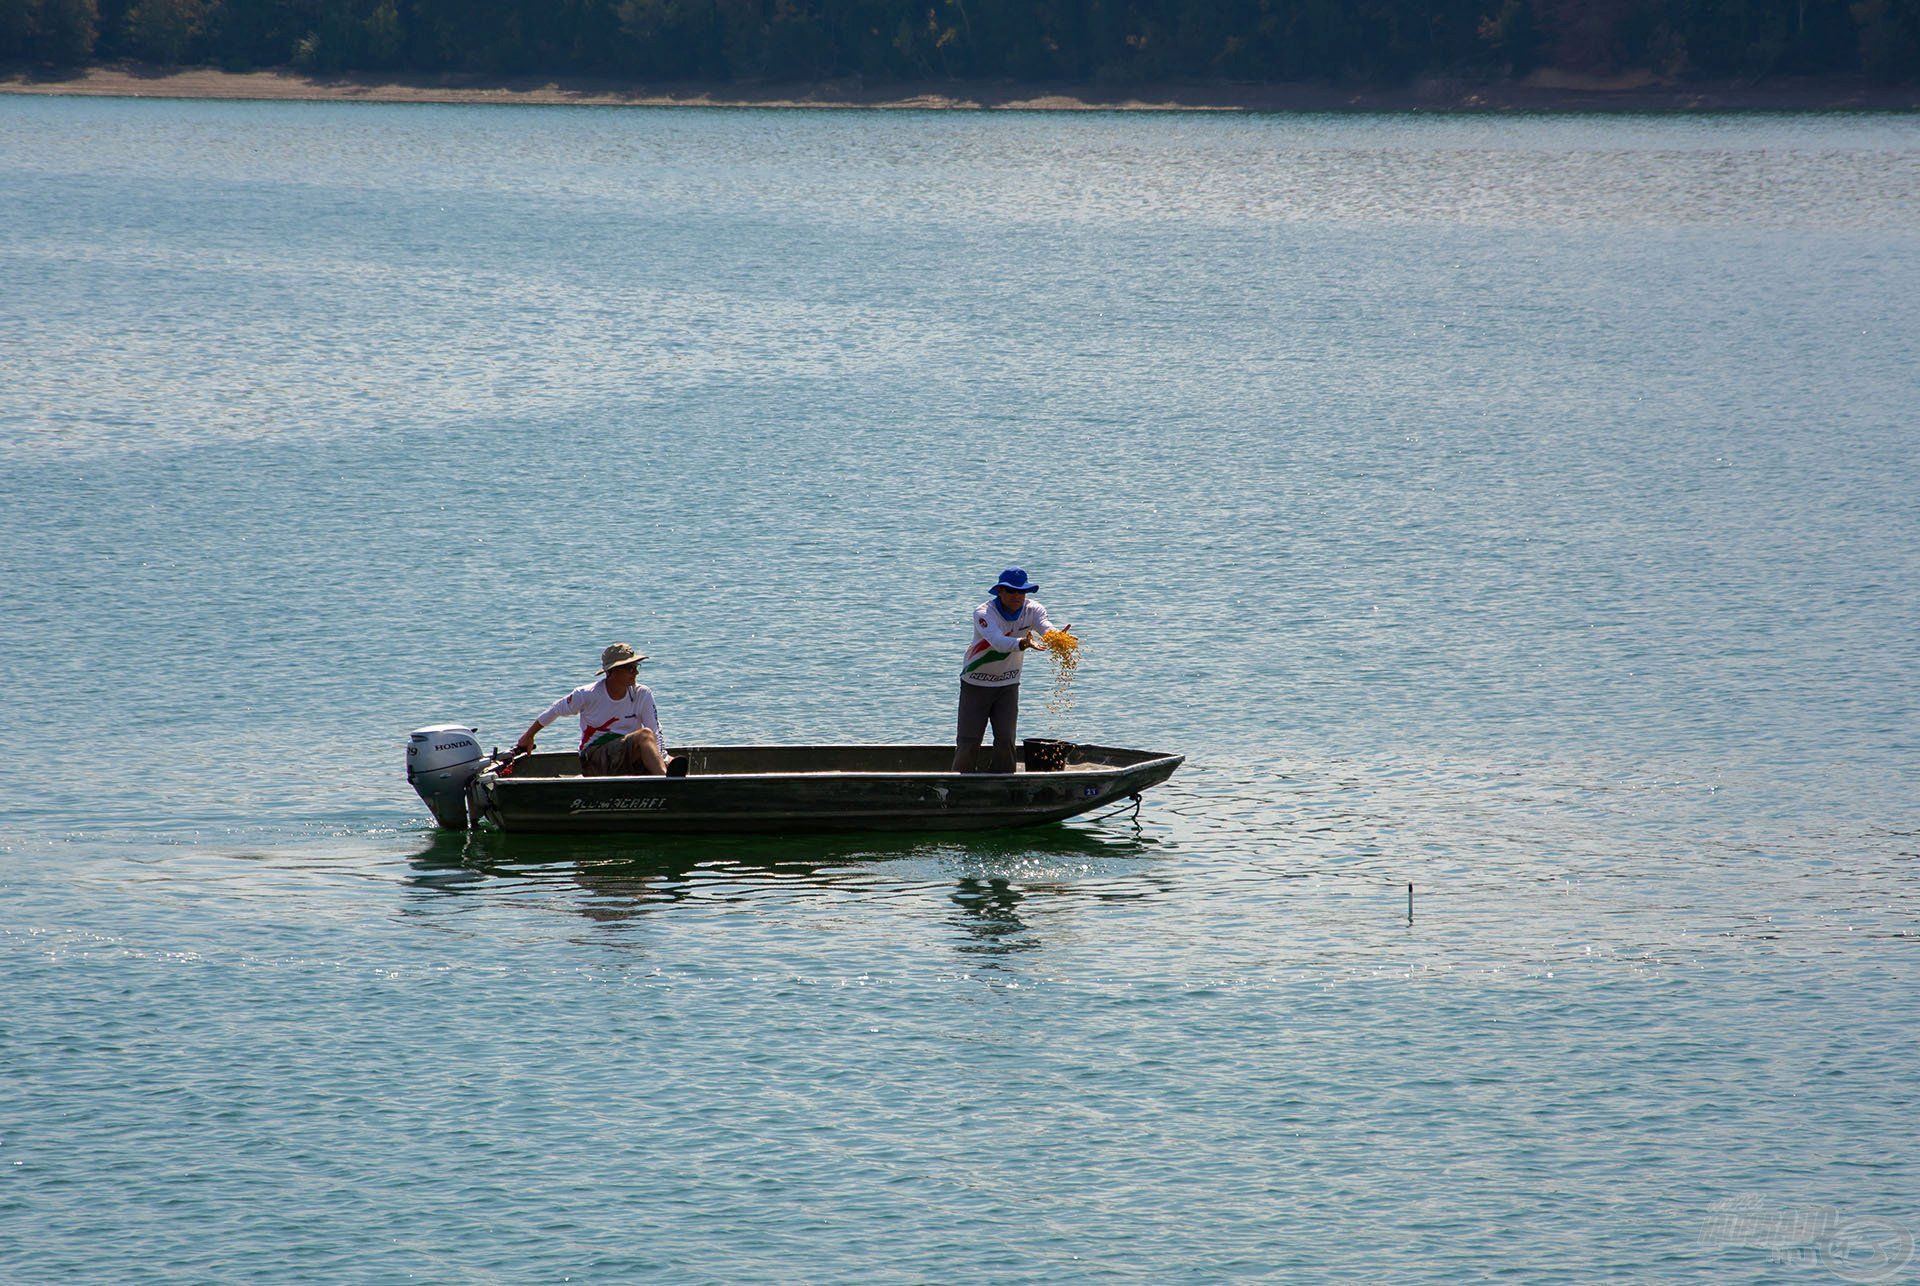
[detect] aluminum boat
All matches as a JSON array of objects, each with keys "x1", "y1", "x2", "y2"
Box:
[{"x1": 408, "y1": 735, "x2": 1181, "y2": 834}]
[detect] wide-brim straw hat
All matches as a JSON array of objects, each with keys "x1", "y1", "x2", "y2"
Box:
[{"x1": 597, "y1": 642, "x2": 649, "y2": 674}]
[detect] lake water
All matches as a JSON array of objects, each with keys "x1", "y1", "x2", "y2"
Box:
[{"x1": 3, "y1": 96, "x2": 1918, "y2": 1281}]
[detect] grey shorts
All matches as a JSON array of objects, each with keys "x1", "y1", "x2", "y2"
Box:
[{"x1": 956, "y1": 681, "x2": 1019, "y2": 745}]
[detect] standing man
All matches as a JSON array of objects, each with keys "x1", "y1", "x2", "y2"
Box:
[
  {"x1": 514, "y1": 643, "x2": 669, "y2": 777},
  {"x1": 954, "y1": 568, "x2": 1070, "y2": 773}
]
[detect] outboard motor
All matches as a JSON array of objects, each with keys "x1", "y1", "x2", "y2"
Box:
[{"x1": 407, "y1": 725, "x2": 486, "y2": 829}]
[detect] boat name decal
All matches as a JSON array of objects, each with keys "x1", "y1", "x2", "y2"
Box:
[{"x1": 569, "y1": 796, "x2": 666, "y2": 813}]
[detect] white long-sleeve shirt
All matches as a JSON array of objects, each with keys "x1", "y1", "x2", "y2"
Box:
[
  {"x1": 537, "y1": 678, "x2": 665, "y2": 754},
  {"x1": 960, "y1": 599, "x2": 1055, "y2": 687}
]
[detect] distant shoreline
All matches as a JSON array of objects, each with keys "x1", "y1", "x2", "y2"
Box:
[{"x1": 4, "y1": 62, "x2": 1918, "y2": 113}]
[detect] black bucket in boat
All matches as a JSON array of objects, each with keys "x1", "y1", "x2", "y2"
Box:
[{"x1": 1023, "y1": 738, "x2": 1073, "y2": 772}]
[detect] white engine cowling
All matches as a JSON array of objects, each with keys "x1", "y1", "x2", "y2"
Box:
[{"x1": 407, "y1": 725, "x2": 486, "y2": 829}]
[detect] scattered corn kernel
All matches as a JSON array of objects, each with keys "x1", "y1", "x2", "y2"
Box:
[{"x1": 1040, "y1": 628, "x2": 1081, "y2": 715}]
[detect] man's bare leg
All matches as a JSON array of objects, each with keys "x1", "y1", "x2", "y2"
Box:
[{"x1": 622, "y1": 728, "x2": 668, "y2": 776}]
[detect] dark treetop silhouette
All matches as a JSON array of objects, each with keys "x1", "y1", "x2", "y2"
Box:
[{"x1": 4, "y1": 0, "x2": 1916, "y2": 86}]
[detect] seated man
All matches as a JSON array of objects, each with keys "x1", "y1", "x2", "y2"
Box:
[{"x1": 513, "y1": 643, "x2": 669, "y2": 777}]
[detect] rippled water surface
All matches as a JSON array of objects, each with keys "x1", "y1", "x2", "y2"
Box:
[{"x1": 3, "y1": 98, "x2": 1918, "y2": 1281}]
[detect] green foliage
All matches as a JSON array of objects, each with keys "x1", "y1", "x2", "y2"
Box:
[
  {"x1": 198, "y1": 0, "x2": 302, "y2": 69},
  {"x1": 1642, "y1": 0, "x2": 1862, "y2": 76},
  {"x1": 35, "y1": 0, "x2": 99, "y2": 62},
  {"x1": 0, "y1": 0, "x2": 34, "y2": 59},
  {"x1": 124, "y1": 0, "x2": 205, "y2": 62},
  {"x1": 363, "y1": 0, "x2": 399, "y2": 63},
  {"x1": 615, "y1": 0, "x2": 727, "y2": 77},
  {"x1": 1853, "y1": 0, "x2": 1920, "y2": 79},
  {"x1": 17, "y1": 0, "x2": 1918, "y2": 84},
  {"x1": 1478, "y1": 0, "x2": 1541, "y2": 74}
]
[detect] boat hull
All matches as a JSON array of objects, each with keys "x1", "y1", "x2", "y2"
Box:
[{"x1": 468, "y1": 743, "x2": 1182, "y2": 834}]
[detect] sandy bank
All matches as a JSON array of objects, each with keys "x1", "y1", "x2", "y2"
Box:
[{"x1": 3, "y1": 62, "x2": 1917, "y2": 112}]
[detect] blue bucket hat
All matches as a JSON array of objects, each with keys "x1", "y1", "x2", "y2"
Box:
[{"x1": 992, "y1": 567, "x2": 1040, "y2": 595}]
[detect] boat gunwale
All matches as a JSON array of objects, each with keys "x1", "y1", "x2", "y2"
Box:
[
  {"x1": 485, "y1": 758, "x2": 1183, "y2": 787},
  {"x1": 480, "y1": 745, "x2": 1183, "y2": 789}
]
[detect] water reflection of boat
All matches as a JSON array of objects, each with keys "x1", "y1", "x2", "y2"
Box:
[
  {"x1": 423, "y1": 743, "x2": 1181, "y2": 835},
  {"x1": 409, "y1": 819, "x2": 1157, "y2": 873},
  {"x1": 405, "y1": 825, "x2": 1173, "y2": 934}
]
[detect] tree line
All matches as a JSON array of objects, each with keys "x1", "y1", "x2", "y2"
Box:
[{"x1": 4, "y1": 0, "x2": 1917, "y2": 84}]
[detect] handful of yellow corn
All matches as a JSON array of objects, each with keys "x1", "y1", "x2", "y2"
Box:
[{"x1": 1039, "y1": 628, "x2": 1081, "y2": 715}]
